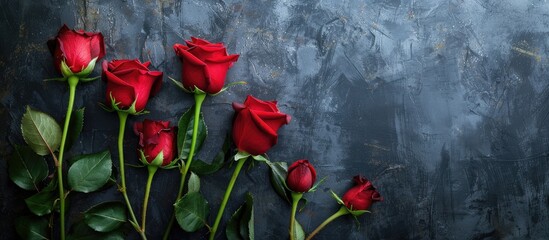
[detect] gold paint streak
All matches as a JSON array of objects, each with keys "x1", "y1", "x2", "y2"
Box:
[{"x1": 512, "y1": 46, "x2": 541, "y2": 62}]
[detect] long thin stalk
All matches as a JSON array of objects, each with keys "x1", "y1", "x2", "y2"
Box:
[
  {"x1": 56, "y1": 75, "x2": 79, "y2": 240},
  {"x1": 305, "y1": 206, "x2": 349, "y2": 240},
  {"x1": 289, "y1": 192, "x2": 303, "y2": 240},
  {"x1": 141, "y1": 166, "x2": 158, "y2": 233},
  {"x1": 162, "y1": 92, "x2": 206, "y2": 240},
  {"x1": 117, "y1": 111, "x2": 147, "y2": 240},
  {"x1": 209, "y1": 157, "x2": 248, "y2": 240}
]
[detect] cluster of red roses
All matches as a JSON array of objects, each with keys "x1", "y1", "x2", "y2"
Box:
[{"x1": 44, "y1": 25, "x2": 382, "y2": 239}]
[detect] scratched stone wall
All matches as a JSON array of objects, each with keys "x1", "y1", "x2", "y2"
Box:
[{"x1": 2, "y1": 0, "x2": 549, "y2": 239}]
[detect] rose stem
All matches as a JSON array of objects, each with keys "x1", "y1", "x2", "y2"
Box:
[
  {"x1": 162, "y1": 92, "x2": 206, "y2": 240},
  {"x1": 305, "y1": 206, "x2": 349, "y2": 240},
  {"x1": 289, "y1": 192, "x2": 303, "y2": 240},
  {"x1": 56, "y1": 75, "x2": 78, "y2": 240},
  {"x1": 141, "y1": 165, "x2": 158, "y2": 233},
  {"x1": 209, "y1": 156, "x2": 248, "y2": 240},
  {"x1": 117, "y1": 111, "x2": 147, "y2": 240}
]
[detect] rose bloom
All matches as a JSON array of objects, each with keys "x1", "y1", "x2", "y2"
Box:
[
  {"x1": 134, "y1": 119, "x2": 177, "y2": 166},
  {"x1": 286, "y1": 159, "x2": 316, "y2": 193},
  {"x1": 232, "y1": 95, "x2": 291, "y2": 156},
  {"x1": 47, "y1": 24, "x2": 105, "y2": 74},
  {"x1": 103, "y1": 59, "x2": 163, "y2": 112},
  {"x1": 173, "y1": 37, "x2": 239, "y2": 94},
  {"x1": 342, "y1": 176, "x2": 382, "y2": 211}
]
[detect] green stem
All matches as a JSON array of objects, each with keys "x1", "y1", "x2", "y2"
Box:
[
  {"x1": 141, "y1": 166, "x2": 158, "y2": 233},
  {"x1": 209, "y1": 157, "x2": 248, "y2": 240},
  {"x1": 289, "y1": 192, "x2": 303, "y2": 240},
  {"x1": 305, "y1": 206, "x2": 349, "y2": 240},
  {"x1": 162, "y1": 92, "x2": 206, "y2": 240},
  {"x1": 117, "y1": 111, "x2": 147, "y2": 240},
  {"x1": 57, "y1": 75, "x2": 78, "y2": 240}
]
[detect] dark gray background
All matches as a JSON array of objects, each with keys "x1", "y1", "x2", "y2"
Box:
[{"x1": 2, "y1": 0, "x2": 549, "y2": 239}]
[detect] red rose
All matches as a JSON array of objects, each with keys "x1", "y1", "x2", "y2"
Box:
[
  {"x1": 342, "y1": 176, "x2": 382, "y2": 211},
  {"x1": 103, "y1": 59, "x2": 163, "y2": 112},
  {"x1": 286, "y1": 159, "x2": 316, "y2": 193},
  {"x1": 134, "y1": 119, "x2": 177, "y2": 166},
  {"x1": 47, "y1": 24, "x2": 105, "y2": 75},
  {"x1": 232, "y1": 95, "x2": 291, "y2": 155},
  {"x1": 173, "y1": 37, "x2": 239, "y2": 94}
]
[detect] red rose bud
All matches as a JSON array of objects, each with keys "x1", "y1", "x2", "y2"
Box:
[
  {"x1": 173, "y1": 37, "x2": 239, "y2": 94},
  {"x1": 103, "y1": 59, "x2": 163, "y2": 113},
  {"x1": 47, "y1": 24, "x2": 105, "y2": 76},
  {"x1": 232, "y1": 95, "x2": 291, "y2": 156},
  {"x1": 286, "y1": 159, "x2": 316, "y2": 193},
  {"x1": 342, "y1": 176, "x2": 382, "y2": 211},
  {"x1": 134, "y1": 119, "x2": 177, "y2": 167}
]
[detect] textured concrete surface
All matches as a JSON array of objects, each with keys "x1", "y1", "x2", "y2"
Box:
[{"x1": 2, "y1": 0, "x2": 549, "y2": 239}]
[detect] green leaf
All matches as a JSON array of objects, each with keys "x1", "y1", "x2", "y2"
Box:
[
  {"x1": 211, "y1": 81, "x2": 247, "y2": 96},
  {"x1": 240, "y1": 193, "x2": 254, "y2": 240},
  {"x1": 21, "y1": 106, "x2": 62, "y2": 156},
  {"x1": 25, "y1": 186, "x2": 57, "y2": 216},
  {"x1": 174, "y1": 192, "x2": 209, "y2": 232},
  {"x1": 267, "y1": 161, "x2": 290, "y2": 203},
  {"x1": 187, "y1": 172, "x2": 200, "y2": 193},
  {"x1": 227, "y1": 193, "x2": 254, "y2": 240},
  {"x1": 65, "y1": 108, "x2": 84, "y2": 151},
  {"x1": 15, "y1": 215, "x2": 49, "y2": 240},
  {"x1": 190, "y1": 134, "x2": 231, "y2": 175},
  {"x1": 226, "y1": 205, "x2": 245, "y2": 240},
  {"x1": 84, "y1": 201, "x2": 126, "y2": 232},
  {"x1": 68, "y1": 150, "x2": 112, "y2": 193},
  {"x1": 8, "y1": 145, "x2": 48, "y2": 190},
  {"x1": 177, "y1": 106, "x2": 207, "y2": 160},
  {"x1": 293, "y1": 220, "x2": 305, "y2": 240},
  {"x1": 68, "y1": 221, "x2": 125, "y2": 240}
]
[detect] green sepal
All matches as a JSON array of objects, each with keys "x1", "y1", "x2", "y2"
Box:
[
  {"x1": 61, "y1": 60, "x2": 74, "y2": 77},
  {"x1": 307, "y1": 176, "x2": 327, "y2": 193},
  {"x1": 210, "y1": 81, "x2": 247, "y2": 96},
  {"x1": 104, "y1": 92, "x2": 149, "y2": 115},
  {"x1": 330, "y1": 190, "x2": 345, "y2": 205},
  {"x1": 234, "y1": 151, "x2": 251, "y2": 162},
  {"x1": 250, "y1": 154, "x2": 269, "y2": 163},
  {"x1": 79, "y1": 76, "x2": 101, "y2": 82},
  {"x1": 169, "y1": 76, "x2": 192, "y2": 93},
  {"x1": 75, "y1": 57, "x2": 98, "y2": 78},
  {"x1": 149, "y1": 151, "x2": 164, "y2": 167},
  {"x1": 43, "y1": 77, "x2": 66, "y2": 82},
  {"x1": 160, "y1": 159, "x2": 180, "y2": 169},
  {"x1": 330, "y1": 190, "x2": 370, "y2": 217}
]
